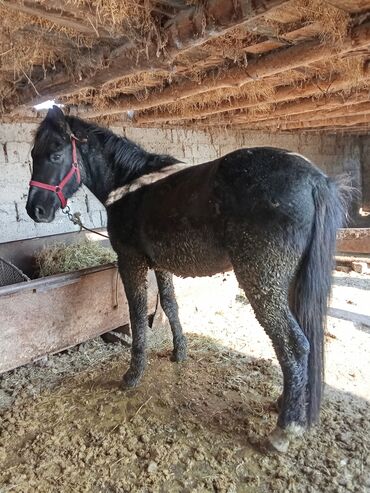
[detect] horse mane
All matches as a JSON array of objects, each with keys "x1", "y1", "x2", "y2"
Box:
[{"x1": 66, "y1": 116, "x2": 181, "y2": 183}]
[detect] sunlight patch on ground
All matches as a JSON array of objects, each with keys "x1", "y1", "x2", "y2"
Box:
[{"x1": 174, "y1": 272, "x2": 370, "y2": 402}]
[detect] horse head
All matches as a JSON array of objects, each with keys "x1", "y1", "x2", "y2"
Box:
[{"x1": 26, "y1": 105, "x2": 83, "y2": 223}]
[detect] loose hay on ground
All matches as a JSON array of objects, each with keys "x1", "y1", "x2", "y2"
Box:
[{"x1": 0, "y1": 272, "x2": 369, "y2": 492}]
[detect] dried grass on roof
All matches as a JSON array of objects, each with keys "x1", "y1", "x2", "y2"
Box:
[
  {"x1": 188, "y1": 26, "x2": 258, "y2": 63},
  {"x1": 60, "y1": 71, "x2": 171, "y2": 109},
  {"x1": 0, "y1": 6, "x2": 60, "y2": 78},
  {"x1": 135, "y1": 55, "x2": 367, "y2": 123},
  {"x1": 102, "y1": 72, "x2": 170, "y2": 96},
  {"x1": 292, "y1": 0, "x2": 350, "y2": 42},
  {"x1": 0, "y1": 0, "x2": 159, "y2": 89},
  {"x1": 0, "y1": 0, "x2": 368, "y2": 134},
  {"x1": 140, "y1": 81, "x2": 276, "y2": 120}
]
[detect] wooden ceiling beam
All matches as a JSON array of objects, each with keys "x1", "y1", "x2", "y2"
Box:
[
  {"x1": 242, "y1": 21, "x2": 323, "y2": 55},
  {"x1": 78, "y1": 22, "x2": 370, "y2": 119},
  {"x1": 236, "y1": 111, "x2": 370, "y2": 131},
  {"x1": 227, "y1": 90, "x2": 370, "y2": 125},
  {"x1": 134, "y1": 67, "x2": 370, "y2": 124},
  {"x1": 204, "y1": 99, "x2": 370, "y2": 127},
  {"x1": 289, "y1": 126, "x2": 370, "y2": 133},
  {"x1": 278, "y1": 100, "x2": 370, "y2": 123},
  {"x1": 5, "y1": 0, "x2": 288, "y2": 113}
]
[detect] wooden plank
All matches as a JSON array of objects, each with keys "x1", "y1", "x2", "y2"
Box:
[
  {"x1": 243, "y1": 21, "x2": 323, "y2": 54},
  {"x1": 79, "y1": 22, "x2": 370, "y2": 119},
  {"x1": 0, "y1": 266, "x2": 158, "y2": 374},
  {"x1": 282, "y1": 22, "x2": 324, "y2": 42},
  {"x1": 337, "y1": 228, "x2": 370, "y2": 253},
  {"x1": 244, "y1": 39, "x2": 287, "y2": 54}
]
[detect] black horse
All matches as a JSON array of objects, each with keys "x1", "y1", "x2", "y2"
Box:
[{"x1": 26, "y1": 106, "x2": 349, "y2": 452}]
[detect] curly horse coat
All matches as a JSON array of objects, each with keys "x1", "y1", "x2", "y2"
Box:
[{"x1": 26, "y1": 106, "x2": 349, "y2": 452}]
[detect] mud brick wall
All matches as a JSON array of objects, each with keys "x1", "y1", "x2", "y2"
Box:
[{"x1": 0, "y1": 122, "x2": 366, "y2": 243}]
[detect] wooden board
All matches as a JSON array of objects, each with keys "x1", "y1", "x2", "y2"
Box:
[
  {"x1": 337, "y1": 228, "x2": 370, "y2": 254},
  {"x1": 0, "y1": 265, "x2": 158, "y2": 374}
]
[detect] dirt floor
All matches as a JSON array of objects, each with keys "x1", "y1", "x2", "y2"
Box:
[{"x1": 0, "y1": 271, "x2": 369, "y2": 493}]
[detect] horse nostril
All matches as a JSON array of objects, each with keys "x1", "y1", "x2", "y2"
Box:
[{"x1": 35, "y1": 205, "x2": 46, "y2": 219}]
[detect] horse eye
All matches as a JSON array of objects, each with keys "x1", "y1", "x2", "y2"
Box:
[{"x1": 51, "y1": 153, "x2": 61, "y2": 161}]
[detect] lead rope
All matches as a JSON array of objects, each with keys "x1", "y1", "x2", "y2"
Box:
[
  {"x1": 62, "y1": 206, "x2": 110, "y2": 239},
  {"x1": 62, "y1": 206, "x2": 120, "y2": 309}
]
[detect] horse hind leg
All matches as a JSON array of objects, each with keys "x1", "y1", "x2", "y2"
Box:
[
  {"x1": 233, "y1": 256, "x2": 309, "y2": 453},
  {"x1": 155, "y1": 270, "x2": 187, "y2": 362}
]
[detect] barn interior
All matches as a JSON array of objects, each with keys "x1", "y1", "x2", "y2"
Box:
[{"x1": 0, "y1": 1, "x2": 370, "y2": 492}]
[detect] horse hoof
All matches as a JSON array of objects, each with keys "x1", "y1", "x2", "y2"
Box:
[
  {"x1": 267, "y1": 427, "x2": 290, "y2": 453},
  {"x1": 120, "y1": 372, "x2": 140, "y2": 390},
  {"x1": 267, "y1": 424, "x2": 305, "y2": 453},
  {"x1": 170, "y1": 348, "x2": 187, "y2": 362}
]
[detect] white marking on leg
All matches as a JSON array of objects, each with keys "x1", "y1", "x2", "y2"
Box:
[{"x1": 268, "y1": 424, "x2": 305, "y2": 453}]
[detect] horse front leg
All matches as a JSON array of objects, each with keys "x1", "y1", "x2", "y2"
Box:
[
  {"x1": 118, "y1": 252, "x2": 149, "y2": 389},
  {"x1": 155, "y1": 270, "x2": 187, "y2": 362}
]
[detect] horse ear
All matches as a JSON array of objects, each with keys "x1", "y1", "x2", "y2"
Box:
[
  {"x1": 46, "y1": 105, "x2": 65, "y2": 122},
  {"x1": 46, "y1": 105, "x2": 70, "y2": 134}
]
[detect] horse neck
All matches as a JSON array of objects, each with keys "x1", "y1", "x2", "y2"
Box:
[{"x1": 68, "y1": 118, "x2": 179, "y2": 205}]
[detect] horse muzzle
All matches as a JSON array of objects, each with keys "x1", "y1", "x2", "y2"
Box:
[{"x1": 26, "y1": 192, "x2": 57, "y2": 223}]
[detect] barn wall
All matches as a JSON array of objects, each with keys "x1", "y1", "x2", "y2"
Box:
[{"x1": 0, "y1": 122, "x2": 364, "y2": 243}]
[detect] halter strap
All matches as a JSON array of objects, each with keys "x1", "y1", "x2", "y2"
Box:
[{"x1": 29, "y1": 135, "x2": 81, "y2": 209}]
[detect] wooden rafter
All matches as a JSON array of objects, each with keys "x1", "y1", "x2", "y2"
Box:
[
  {"x1": 200, "y1": 98, "x2": 370, "y2": 127},
  {"x1": 5, "y1": 0, "x2": 288, "y2": 112},
  {"x1": 273, "y1": 100, "x2": 370, "y2": 123},
  {"x1": 77, "y1": 22, "x2": 370, "y2": 119},
  {"x1": 133, "y1": 69, "x2": 370, "y2": 124},
  {"x1": 197, "y1": 89, "x2": 370, "y2": 127},
  {"x1": 237, "y1": 110, "x2": 370, "y2": 131},
  {"x1": 280, "y1": 113, "x2": 370, "y2": 130}
]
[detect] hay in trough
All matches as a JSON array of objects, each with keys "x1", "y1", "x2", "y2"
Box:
[{"x1": 35, "y1": 240, "x2": 117, "y2": 277}]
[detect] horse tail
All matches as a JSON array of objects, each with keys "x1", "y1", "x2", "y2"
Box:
[{"x1": 291, "y1": 175, "x2": 351, "y2": 426}]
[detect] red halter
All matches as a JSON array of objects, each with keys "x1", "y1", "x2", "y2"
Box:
[{"x1": 29, "y1": 135, "x2": 81, "y2": 209}]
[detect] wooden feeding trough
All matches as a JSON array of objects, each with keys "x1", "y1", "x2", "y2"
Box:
[
  {"x1": 336, "y1": 228, "x2": 370, "y2": 274},
  {"x1": 0, "y1": 230, "x2": 158, "y2": 374}
]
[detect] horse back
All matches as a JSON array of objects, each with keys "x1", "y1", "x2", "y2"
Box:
[{"x1": 107, "y1": 147, "x2": 321, "y2": 276}]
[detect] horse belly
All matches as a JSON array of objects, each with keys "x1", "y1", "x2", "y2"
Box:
[{"x1": 142, "y1": 225, "x2": 231, "y2": 278}]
